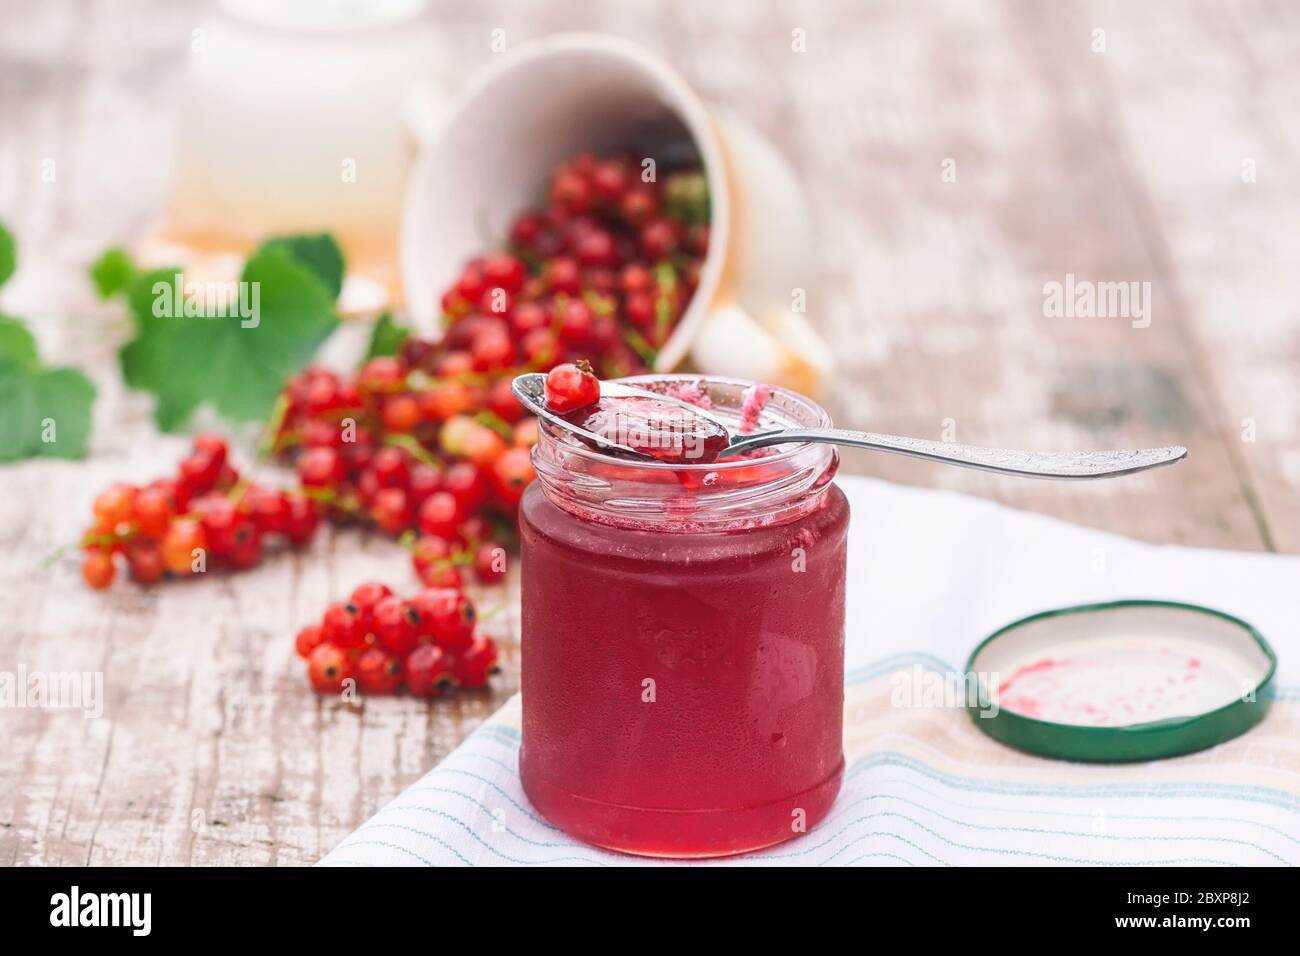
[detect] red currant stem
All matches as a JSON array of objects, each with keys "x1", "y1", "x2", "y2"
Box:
[
  {"x1": 256, "y1": 394, "x2": 290, "y2": 461},
  {"x1": 80, "y1": 530, "x2": 123, "y2": 548},
  {"x1": 54, "y1": 519, "x2": 141, "y2": 569},
  {"x1": 299, "y1": 484, "x2": 365, "y2": 517},
  {"x1": 42, "y1": 540, "x2": 80, "y2": 570},
  {"x1": 226, "y1": 478, "x2": 253, "y2": 506},
  {"x1": 654, "y1": 261, "x2": 678, "y2": 295},
  {"x1": 429, "y1": 547, "x2": 473, "y2": 570},
  {"x1": 653, "y1": 263, "x2": 677, "y2": 345},
  {"x1": 404, "y1": 524, "x2": 473, "y2": 564},
  {"x1": 653, "y1": 295, "x2": 673, "y2": 347},
  {"x1": 623, "y1": 327, "x2": 658, "y2": 366},
  {"x1": 515, "y1": 246, "x2": 543, "y2": 273},
  {"x1": 404, "y1": 361, "x2": 537, "y2": 392},
  {"x1": 380, "y1": 431, "x2": 441, "y2": 466},
  {"x1": 472, "y1": 410, "x2": 514, "y2": 441},
  {"x1": 543, "y1": 310, "x2": 566, "y2": 341},
  {"x1": 475, "y1": 602, "x2": 506, "y2": 623},
  {"x1": 477, "y1": 511, "x2": 519, "y2": 549},
  {"x1": 581, "y1": 290, "x2": 615, "y2": 317},
  {"x1": 270, "y1": 430, "x2": 301, "y2": 454},
  {"x1": 669, "y1": 250, "x2": 694, "y2": 272},
  {"x1": 356, "y1": 378, "x2": 404, "y2": 402},
  {"x1": 158, "y1": 481, "x2": 296, "y2": 526}
]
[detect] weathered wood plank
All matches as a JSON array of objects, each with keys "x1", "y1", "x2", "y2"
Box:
[{"x1": 789, "y1": 0, "x2": 1271, "y2": 549}]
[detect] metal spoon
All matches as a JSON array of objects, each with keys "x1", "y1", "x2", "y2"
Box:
[{"x1": 511, "y1": 373, "x2": 1188, "y2": 479}]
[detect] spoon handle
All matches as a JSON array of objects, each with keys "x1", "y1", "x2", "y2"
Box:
[{"x1": 721, "y1": 428, "x2": 1188, "y2": 480}]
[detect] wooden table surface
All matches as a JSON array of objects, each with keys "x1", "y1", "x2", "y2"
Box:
[{"x1": 2, "y1": 0, "x2": 1297, "y2": 865}]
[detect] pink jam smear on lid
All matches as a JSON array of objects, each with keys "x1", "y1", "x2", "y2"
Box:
[{"x1": 996, "y1": 647, "x2": 1209, "y2": 725}]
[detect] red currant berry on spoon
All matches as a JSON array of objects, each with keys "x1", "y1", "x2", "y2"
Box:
[{"x1": 543, "y1": 360, "x2": 600, "y2": 412}]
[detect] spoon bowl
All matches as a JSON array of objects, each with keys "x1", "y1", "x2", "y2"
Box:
[{"x1": 511, "y1": 372, "x2": 724, "y2": 461}]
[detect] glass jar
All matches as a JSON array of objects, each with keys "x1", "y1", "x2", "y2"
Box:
[{"x1": 519, "y1": 376, "x2": 849, "y2": 858}]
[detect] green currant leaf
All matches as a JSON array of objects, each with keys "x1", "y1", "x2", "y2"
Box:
[
  {"x1": 0, "y1": 315, "x2": 95, "y2": 461},
  {"x1": 0, "y1": 222, "x2": 14, "y2": 290},
  {"x1": 364, "y1": 312, "x2": 409, "y2": 361},
  {"x1": 118, "y1": 239, "x2": 340, "y2": 431},
  {"x1": 0, "y1": 314, "x2": 39, "y2": 375},
  {"x1": 89, "y1": 246, "x2": 137, "y2": 299},
  {"x1": 260, "y1": 233, "x2": 345, "y2": 301},
  {"x1": 0, "y1": 222, "x2": 15, "y2": 289}
]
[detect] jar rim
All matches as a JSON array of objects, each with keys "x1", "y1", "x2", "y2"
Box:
[
  {"x1": 530, "y1": 374, "x2": 838, "y2": 532},
  {"x1": 534, "y1": 373, "x2": 834, "y2": 470}
]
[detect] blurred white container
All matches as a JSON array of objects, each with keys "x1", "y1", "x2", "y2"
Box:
[
  {"x1": 401, "y1": 33, "x2": 832, "y2": 395},
  {"x1": 149, "y1": 0, "x2": 443, "y2": 305}
]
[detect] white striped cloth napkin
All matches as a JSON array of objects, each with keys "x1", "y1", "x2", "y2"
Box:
[{"x1": 321, "y1": 475, "x2": 1300, "y2": 866}]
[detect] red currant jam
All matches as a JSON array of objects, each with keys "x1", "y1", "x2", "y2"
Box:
[
  {"x1": 561, "y1": 395, "x2": 731, "y2": 464},
  {"x1": 520, "y1": 376, "x2": 848, "y2": 857}
]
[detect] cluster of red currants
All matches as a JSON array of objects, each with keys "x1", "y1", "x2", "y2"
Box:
[
  {"x1": 296, "y1": 581, "x2": 499, "y2": 697},
  {"x1": 277, "y1": 361, "x2": 534, "y2": 585},
  {"x1": 80, "y1": 435, "x2": 319, "y2": 589},
  {"x1": 439, "y1": 151, "x2": 710, "y2": 377},
  {"x1": 268, "y1": 150, "x2": 707, "y2": 563},
  {"x1": 81, "y1": 152, "x2": 709, "y2": 594}
]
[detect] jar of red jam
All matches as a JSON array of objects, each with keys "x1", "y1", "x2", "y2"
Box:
[{"x1": 519, "y1": 375, "x2": 849, "y2": 857}]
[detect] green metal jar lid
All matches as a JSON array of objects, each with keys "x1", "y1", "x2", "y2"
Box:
[{"x1": 965, "y1": 600, "x2": 1277, "y2": 763}]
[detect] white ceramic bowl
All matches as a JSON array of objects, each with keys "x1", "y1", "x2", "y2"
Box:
[{"x1": 401, "y1": 33, "x2": 831, "y2": 392}]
